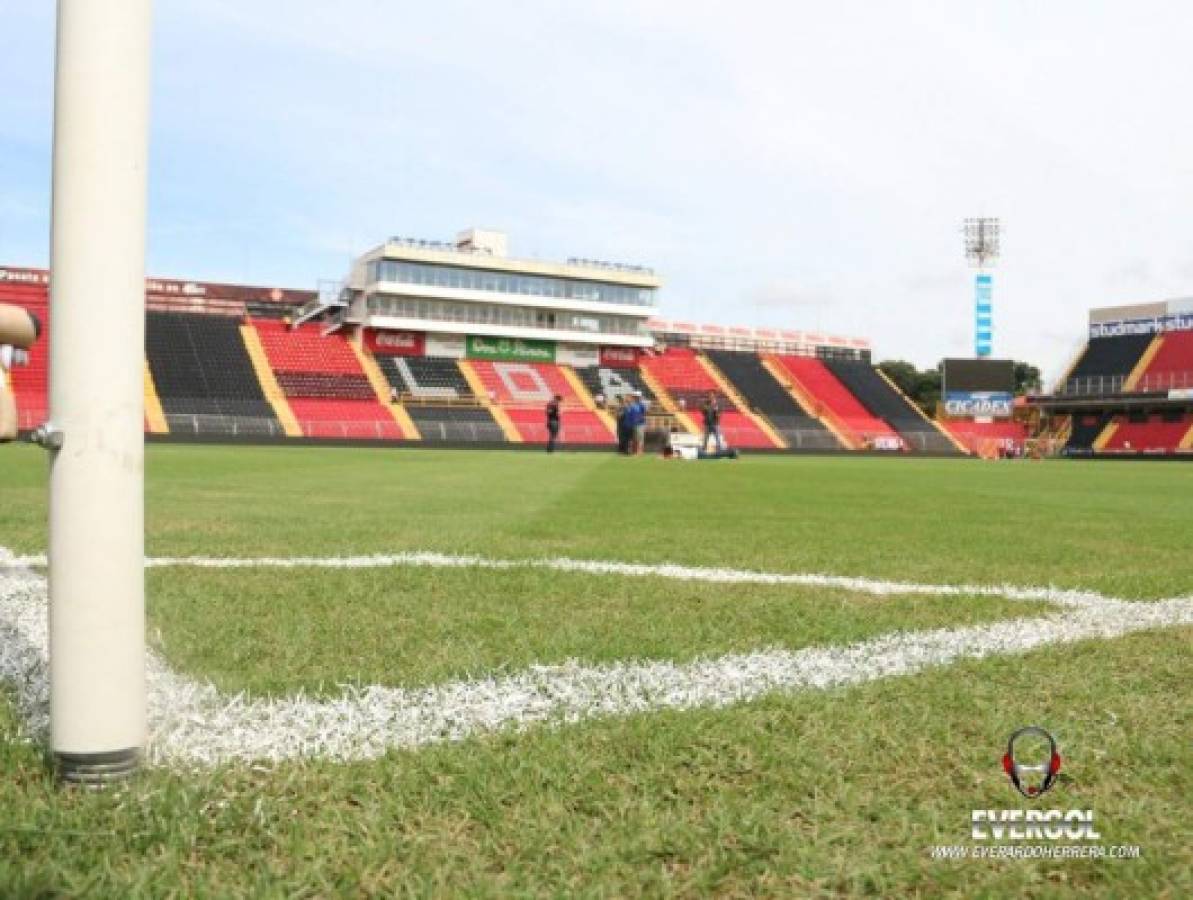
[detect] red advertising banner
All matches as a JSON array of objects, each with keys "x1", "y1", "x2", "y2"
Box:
[
  {"x1": 600, "y1": 347, "x2": 641, "y2": 368},
  {"x1": 366, "y1": 329, "x2": 425, "y2": 356}
]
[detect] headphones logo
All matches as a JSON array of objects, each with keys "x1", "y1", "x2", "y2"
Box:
[{"x1": 1002, "y1": 726, "x2": 1062, "y2": 799}]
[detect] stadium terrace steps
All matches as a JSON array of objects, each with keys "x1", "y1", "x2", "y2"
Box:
[
  {"x1": 640, "y1": 348, "x2": 773, "y2": 448},
  {"x1": 559, "y1": 366, "x2": 618, "y2": 435},
  {"x1": 350, "y1": 342, "x2": 420, "y2": 440},
  {"x1": 1099, "y1": 413, "x2": 1193, "y2": 453},
  {"x1": 376, "y1": 356, "x2": 478, "y2": 402},
  {"x1": 1066, "y1": 412, "x2": 1113, "y2": 453},
  {"x1": 1065, "y1": 334, "x2": 1154, "y2": 393},
  {"x1": 404, "y1": 404, "x2": 507, "y2": 443},
  {"x1": 466, "y1": 360, "x2": 615, "y2": 444},
  {"x1": 456, "y1": 360, "x2": 522, "y2": 443},
  {"x1": 704, "y1": 350, "x2": 840, "y2": 450},
  {"x1": 635, "y1": 365, "x2": 700, "y2": 434},
  {"x1": 695, "y1": 354, "x2": 785, "y2": 448},
  {"x1": 1123, "y1": 335, "x2": 1165, "y2": 390},
  {"x1": 238, "y1": 324, "x2": 301, "y2": 436},
  {"x1": 824, "y1": 361, "x2": 960, "y2": 454},
  {"x1": 873, "y1": 368, "x2": 967, "y2": 454},
  {"x1": 760, "y1": 356, "x2": 856, "y2": 449},
  {"x1": 252, "y1": 320, "x2": 400, "y2": 440},
  {"x1": 145, "y1": 311, "x2": 284, "y2": 437},
  {"x1": 771, "y1": 356, "x2": 896, "y2": 448},
  {"x1": 143, "y1": 361, "x2": 169, "y2": 434},
  {"x1": 1132, "y1": 330, "x2": 1193, "y2": 390}
]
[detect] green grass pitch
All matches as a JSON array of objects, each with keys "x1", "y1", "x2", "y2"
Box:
[{"x1": 1, "y1": 444, "x2": 1190, "y2": 896}]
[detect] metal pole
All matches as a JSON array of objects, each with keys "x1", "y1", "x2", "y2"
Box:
[{"x1": 48, "y1": 0, "x2": 153, "y2": 783}]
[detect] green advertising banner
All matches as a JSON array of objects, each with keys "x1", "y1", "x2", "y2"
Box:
[{"x1": 466, "y1": 335, "x2": 556, "y2": 363}]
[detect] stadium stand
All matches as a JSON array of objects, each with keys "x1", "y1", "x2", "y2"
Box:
[
  {"x1": 252, "y1": 320, "x2": 402, "y2": 439},
  {"x1": 940, "y1": 420, "x2": 1027, "y2": 456},
  {"x1": 703, "y1": 350, "x2": 838, "y2": 449},
  {"x1": 372, "y1": 355, "x2": 506, "y2": 442},
  {"x1": 1065, "y1": 412, "x2": 1113, "y2": 453},
  {"x1": 574, "y1": 365, "x2": 658, "y2": 406},
  {"x1": 1098, "y1": 412, "x2": 1193, "y2": 453},
  {"x1": 640, "y1": 348, "x2": 773, "y2": 448},
  {"x1": 1130, "y1": 330, "x2": 1193, "y2": 391},
  {"x1": 1063, "y1": 334, "x2": 1154, "y2": 394},
  {"x1": 467, "y1": 360, "x2": 614, "y2": 444},
  {"x1": 377, "y1": 356, "x2": 476, "y2": 401},
  {"x1": 770, "y1": 356, "x2": 898, "y2": 448},
  {"x1": 146, "y1": 312, "x2": 281, "y2": 436},
  {"x1": 405, "y1": 405, "x2": 506, "y2": 443},
  {"x1": 824, "y1": 360, "x2": 960, "y2": 453}
]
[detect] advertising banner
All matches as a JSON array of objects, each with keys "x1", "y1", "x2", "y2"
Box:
[
  {"x1": 425, "y1": 334, "x2": 467, "y2": 359},
  {"x1": 557, "y1": 344, "x2": 600, "y2": 368},
  {"x1": 599, "y1": 347, "x2": 641, "y2": 368},
  {"x1": 466, "y1": 335, "x2": 556, "y2": 363},
  {"x1": 1089, "y1": 312, "x2": 1193, "y2": 339},
  {"x1": 944, "y1": 391, "x2": 1013, "y2": 418},
  {"x1": 365, "y1": 329, "x2": 425, "y2": 356}
]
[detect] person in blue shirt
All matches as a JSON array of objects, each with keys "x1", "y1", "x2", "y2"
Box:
[{"x1": 628, "y1": 391, "x2": 647, "y2": 455}]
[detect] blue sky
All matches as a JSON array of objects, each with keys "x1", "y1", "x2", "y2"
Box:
[{"x1": 3, "y1": 1, "x2": 1192, "y2": 378}]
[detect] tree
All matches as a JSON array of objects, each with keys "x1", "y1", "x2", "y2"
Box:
[
  {"x1": 877, "y1": 359, "x2": 940, "y2": 415},
  {"x1": 1014, "y1": 362, "x2": 1042, "y2": 394}
]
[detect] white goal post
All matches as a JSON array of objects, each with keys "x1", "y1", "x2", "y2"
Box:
[{"x1": 46, "y1": 0, "x2": 153, "y2": 783}]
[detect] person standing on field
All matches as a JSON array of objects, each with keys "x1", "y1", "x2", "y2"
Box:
[
  {"x1": 701, "y1": 391, "x2": 725, "y2": 453},
  {"x1": 545, "y1": 394, "x2": 562, "y2": 453},
  {"x1": 616, "y1": 394, "x2": 632, "y2": 454},
  {"x1": 629, "y1": 391, "x2": 647, "y2": 455}
]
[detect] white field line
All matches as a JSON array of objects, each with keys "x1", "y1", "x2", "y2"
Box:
[
  {"x1": 1, "y1": 549, "x2": 1140, "y2": 610},
  {"x1": 1, "y1": 547, "x2": 1191, "y2": 769}
]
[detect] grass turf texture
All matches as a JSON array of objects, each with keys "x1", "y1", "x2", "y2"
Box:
[
  {"x1": 1, "y1": 628, "x2": 1188, "y2": 897},
  {"x1": 2, "y1": 444, "x2": 1191, "y2": 895},
  {"x1": 149, "y1": 568, "x2": 1045, "y2": 695}
]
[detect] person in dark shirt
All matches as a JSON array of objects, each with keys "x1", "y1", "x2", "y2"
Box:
[
  {"x1": 616, "y1": 395, "x2": 632, "y2": 454},
  {"x1": 701, "y1": 391, "x2": 725, "y2": 453},
  {"x1": 545, "y1": 394, "x2": 562, "y2": 453}
]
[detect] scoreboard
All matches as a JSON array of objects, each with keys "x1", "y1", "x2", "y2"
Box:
[{"x1": 942, "y1": 358, "x2": 1015, "y2": 418}]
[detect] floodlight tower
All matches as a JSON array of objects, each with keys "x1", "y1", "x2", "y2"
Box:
[
  {"x1": 43, "y1": 0, "x2": 153, "y2": 782},
  {"x1": 963, "y1": 217, "x2": 1000, "y2": 358}
]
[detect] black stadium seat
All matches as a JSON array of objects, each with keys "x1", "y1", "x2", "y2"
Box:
[
  {"x1": 376, "y1": 356, "x2": 476, "y2": 400},
  {"x1": 704, "y1": 350, "x2": 838, "y2": 449},
  {"x1": 1064, "y1": 334, "x2": 1154, "y2": 394},
  {"x1": 406, "y1": 405, "x2": 506, "y2": 442},
  {"x1": 146, "y1": 311, "x2": 280, "y2": 436},
  {"x1": 824, "y1": 361, "x2": 959, "y2": 454}
]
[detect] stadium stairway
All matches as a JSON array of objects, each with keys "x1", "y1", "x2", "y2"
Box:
[
  {"x1": 759, "y1": 356, "x2": 856, "y2": 448},
  {"x1": 558, "y1": 366, "x2": 618, "y2": 435},
  {"x1": 144, "y1": 311, "x2": 286, "y2": 437},
  {"x1": 351, "y1": 342, "x2": 420, "y2": 439},
  {"x1": 1129, "y1": 330, "x2": 1193, "y2": 391},
  {"x1": 635, "y1": 364, "x2": 700, "y2": 434},
  {"x1": 373, "y1": 355, "x2": 506, "y2": 444},
  {"x1": 694, "y1": 353, "x2": 785, "y2": 448},
  {"x1": 873, "y1": 369, "x2": 967, "y2": 454},
  {"x1": 466, "y1": 360, "x2": 615, "y2": 444},
  {"x1": 456, "y1": 359, "x2": 523, "y2": 442},
  {"x1": 143, "y1": 360, "x2": 168, "y2": 434},
  {"x1": 703, "y1": 350, "x2": 840, "y2": 450},
  {"x1": 239, "y1": 324, "x2": 302, "y2": 436},
  {"x1": 1066, "y1": 412, "x2": 1113, "y2": 453},
  {"x1": 1064, "y1": 334, "x2": 1155, "y2": 394},
  {"x1": 640, "y1": 348, "x2": 773, "y2": 448},
  {"x1": 1098, "y1": 413, "x2": 1193, "y2": 453},
  {"x1": 824, "y1": 361, "x2": 961, "y2": 454},
  {"x1": 770, "y1": 356, "x2": 896, "y2": 448},
  {"x1": 252, "y1": 320, "x2": 401, "y2": 440}
]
